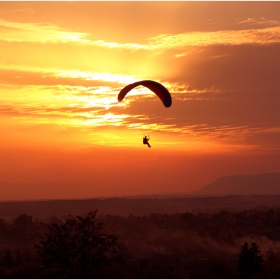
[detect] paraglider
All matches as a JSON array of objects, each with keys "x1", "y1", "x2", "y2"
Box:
[
  {"x1": 143, "y1": 135, "x2": 151, "y2": 148},
  {"x1": 118, "y1": 80, "x2": 172, "y2": 148},
  {"x1": 117, "y1": 80, "x2": 172, "y2": 108}
]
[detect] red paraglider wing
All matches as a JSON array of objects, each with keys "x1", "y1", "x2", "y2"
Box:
[{"x1": 118, "y1": 80, "x2": 172, "y2": 107}]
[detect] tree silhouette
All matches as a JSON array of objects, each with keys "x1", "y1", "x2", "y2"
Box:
[
  {"x1": 237, "y1": 242, "x2": 264, "y2": 278},
  {"x1": 2, "y1": 250, "x2": 14, "y2": 268},
  {"x1": 35, "y1": 210, "x2": 119, "y2": 278},
  {"x1": 14, "y1": 214, "x2": 33, "y2": 228}
]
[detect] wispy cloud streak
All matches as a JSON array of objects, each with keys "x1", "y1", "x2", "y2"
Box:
[
  {"x1": 1, "y1": 19, "x2": 280, "y2": 50},
  {"x1": 0, "y1": 63, "x2": 137, "y2": 85},
  {"x1": 0, "y1": 19, "x2": 89, "y2": 43},
  {"x1": 148, "y1": 26, "x2": 280, "y2": 52}
]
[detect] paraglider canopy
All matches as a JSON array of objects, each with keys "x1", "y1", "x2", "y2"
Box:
[{"x1": 118, "y1": 80, "x2": 172, "y2": 107}]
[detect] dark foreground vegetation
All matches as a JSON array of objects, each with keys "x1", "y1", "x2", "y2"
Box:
[{"x1": 2, "y1": 207, "x2": 280, "y2": 278}]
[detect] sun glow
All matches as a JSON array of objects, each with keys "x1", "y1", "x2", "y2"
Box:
[
  {"x1": 0, "y1": 64, "x2": 137, "y2": 85},
  {"x1": 52, "y1": 69, "x2": 137, "y2": 85}
]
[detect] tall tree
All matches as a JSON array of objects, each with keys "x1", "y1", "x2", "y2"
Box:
[
  {"x1": 35, "y1": 210, "x2": 119, "y2": 278},
  {"x1": 14, "y1": 214, "x2": 33, "y2": 228},
  {"x1": 237, "y1": 242, "x2": 264, "y2": 278}
]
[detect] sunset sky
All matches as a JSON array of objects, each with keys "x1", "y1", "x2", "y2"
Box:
[{"x1": 1, "y1": 2, "x2": 280, "y2": 200}]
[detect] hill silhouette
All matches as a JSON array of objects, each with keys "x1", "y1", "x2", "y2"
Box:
[
  {"x1": 193, "y1": 172, "x2": 280, "y2": 195},
  {"x1": 1, "y1": 173, "x2": 280, "y2": 220}
]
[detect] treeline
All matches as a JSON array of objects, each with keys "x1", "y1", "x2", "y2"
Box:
[
  {"x1": 1, "y1": 209, "x2": 280, "y2": 278},
  {"x1": 3, "y1": 195, "x2": 280, "y2": 220}
]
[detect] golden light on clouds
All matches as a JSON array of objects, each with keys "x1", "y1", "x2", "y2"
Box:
[
  {"x1": 0, "y1": 63, "x2": 137, "y2": 84},
  {"x1": 2, "y1": 18, "x2": 280, "y2": 49},
  {"x1": 0, "y1": 19, "x2": 89, "y2": 43},
  {"x1": 148, "y1": 26, "x2": 280, "y2": 51}
]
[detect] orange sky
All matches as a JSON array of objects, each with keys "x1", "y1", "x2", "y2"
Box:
[{"x1": 1, "y1": 2, "x2": 280, "y2": 200}]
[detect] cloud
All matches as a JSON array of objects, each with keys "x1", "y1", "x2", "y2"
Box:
[
  {"x1": 0, "y1": 19, "x2": 89, "y2": 43},
  {"x1": 0, "y1": 63, "x2": 137, "y2": 86},
  {"x1": 89, "y1": 40, "x2": 148, "y2": 51},
  {"x1": 1, "y1": 18, "x2": 280, "y2": 51},
  {"x1": 1, "y1": 17, "x2": 279, "y2": 151},
  {"x1": 159, "y1": 42, "x2": 280, "y2": 97},
  {"x1": 237, "y1": 17, "x2": 280, "y2": 27},
  {"x1": 1, "y1": 80, "x2": 279, "y2": 151},
  {"x1": 147, "y1": 26, "x2": 280, "y2": 53},
  {"x1": 0, "y1": 19, "x2": 147, "y2": 50}
]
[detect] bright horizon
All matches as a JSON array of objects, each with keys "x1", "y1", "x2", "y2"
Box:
[{"x1": 1, "y1": 2, "x2": 280, "y2": 200}]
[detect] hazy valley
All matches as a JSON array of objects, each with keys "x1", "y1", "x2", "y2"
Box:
[
  {"x1": 1, "y1": 172, "x2": 280, "y2": 278},
  {"x1": 1, "y1": 172, "x2": 280, "y2": 221}
]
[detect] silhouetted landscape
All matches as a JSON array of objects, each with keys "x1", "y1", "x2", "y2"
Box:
[{"x1": 1, "y1": 172, "x2": 280, "y2": 278}]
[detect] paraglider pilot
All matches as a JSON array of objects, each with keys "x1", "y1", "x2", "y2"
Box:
[{"x1": 143, "y1": 135, "x2": 151, "y2": 148}]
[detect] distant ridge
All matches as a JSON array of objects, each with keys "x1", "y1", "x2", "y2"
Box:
[{"x1": 193, "y1": 172, "x2": 280, "y2": 195}]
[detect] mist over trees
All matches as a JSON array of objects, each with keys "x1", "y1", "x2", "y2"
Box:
[{"x1": 2, "y1": 197, "x2": 280, "y2": 278}]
